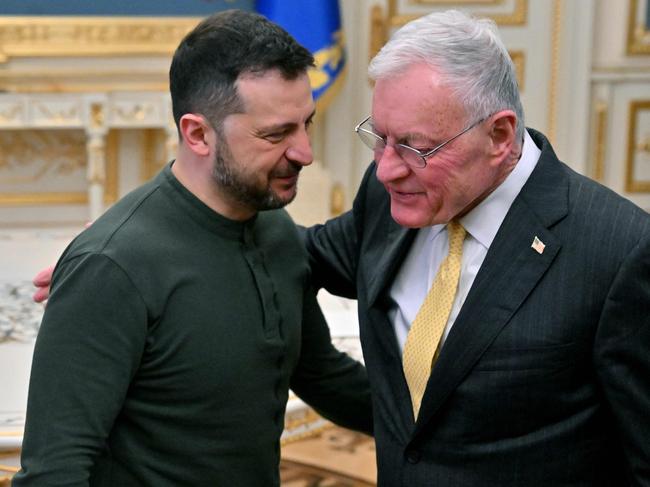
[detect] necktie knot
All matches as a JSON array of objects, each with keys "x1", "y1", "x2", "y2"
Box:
[{"x1": 447, "y1": 220, "x2": 466, "y2": 257}]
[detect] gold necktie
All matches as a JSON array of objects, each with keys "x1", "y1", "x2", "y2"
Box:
[{"x1": 402, "y1": 221, "x2": 466, "y2": 420}]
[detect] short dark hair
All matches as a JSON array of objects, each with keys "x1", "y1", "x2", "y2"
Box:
[{"x1": 170, "y1": 9, "x2": 314, "y2": 134}]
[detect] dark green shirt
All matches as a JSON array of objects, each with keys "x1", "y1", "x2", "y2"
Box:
[{"x1": 14, "y1": 164, "x2": 371, "y2": 486}]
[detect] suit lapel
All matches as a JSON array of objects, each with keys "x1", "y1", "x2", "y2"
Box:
[
  {"x1": 361, "y1": 209, "x2": 420, "y2": 435},
  {"x1": 412, "y1": 132, "x2": 570, "y2": 436},
  {"x1": 366, "y1": 220, "x2": 415, "y2": 309},
  {"x1": 362, "y1": 217, "x2": 415, "y2": 366}
]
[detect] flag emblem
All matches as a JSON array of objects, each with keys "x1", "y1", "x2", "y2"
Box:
[
  {"x1": 256, "y1": 0, "x2": 346, "y2": 109},
  {"x1": 531, "y1": 236, "x2": 545, "y2": 254}
]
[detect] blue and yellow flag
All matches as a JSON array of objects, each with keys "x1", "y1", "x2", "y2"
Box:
[{"x1": 255, "y1": 0, "x2": 345, "y2": 109}]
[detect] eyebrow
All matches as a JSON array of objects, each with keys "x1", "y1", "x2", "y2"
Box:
[
  {"x1": 391, "y1": 130, "x2": 436, "y2": 148},
  {"x1": 257, "y1": 109, "x2": 316, "y2": 135},
  {"x1": 370, "y1": 119, "x2": 433, "y2": 145}
]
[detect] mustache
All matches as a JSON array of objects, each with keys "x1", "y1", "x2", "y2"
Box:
[{"x1": 271, "y1": 162, "x2": 302, "y2": 178}]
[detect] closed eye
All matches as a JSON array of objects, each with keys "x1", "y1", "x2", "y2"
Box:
[
  {"x1": 409, "y1": 146, "x2": 433, "y2": 154},
  {"x1": 262, "y1": 131, "x2": 289, "y2": 143}
]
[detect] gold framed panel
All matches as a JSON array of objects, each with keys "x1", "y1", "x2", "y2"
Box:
[
  {"x1": 0, "y1": 129, "x2": 118, "y2": 206},
  {"x1": 0, "y1": 192, "x2": 87, "y2": 205},
  {"x1": 593, "y1": 102, "x2": 608, "y2": 182},
  {"x1": 546, "y1": 0, "x2": 563, "y2": 144},
  {"x1": 0, "y1": 70, "x2": 168, "y2": 94},
  {"x1": 0, "y1": 17, "x2": 201, "y2": 63},
  {"x1": 141, "y1": 129, "x2": 169, "y2": 183},
  {"x1": 388, "y1": 0, "x2": 527, "y2": 28},
  {"x1": 510, "y1": 50, "x2": 525, "y2": 92},
  {"x1": 105, "y1": 130, "x2": 119, "y2": 204},
  {"x1": 409, "y1": 0, "x2": 502, "y2": 4},
  {"x1": 626, "y1": 100, "x2": 650, "y2": 192},
  {"x1": 627, "y1": 0, "x2": 650, "y2": 55},
  {"x1": 370, "y1": 1, "x2": 528, "y2": 66}
]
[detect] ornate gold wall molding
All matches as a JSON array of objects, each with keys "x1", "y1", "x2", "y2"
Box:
[
  {"x1": 105, "y1": 130, "x2": 118, "y2": 204},
  {"x1": 33, "y1": 101, "x2": 82, "y2": 126},
  {"x1": 369, "y1": 1, "x2": 528, "y2": 82},
  {"x1": 593, "y1": 102, "x2": 608, "y2": 182},
  {"x1": 626, "y1": 100, "x2": 650, "y2": 192},
  {"x1": 0, "y1": 104, "x2": 23, "y2": 124},
  {"x1": 0, "y1": 130, "x2": 86, "y2": 184},
  {"x1": 0, "y1": 97, "x2": 92, "y2": 127},
  {"x1": 330, "y1": 183, "x2": 346, "y2": 216},
  {"x1": 627, "y1": 0, "x2": 650, "y2": 55},
  {"x1": 370, "y1": 4, "x2": 389, "y2": 65},
  {"x1": 547, "y1": 0, "x2": 563, "y2": 145},
  {"x1": 0, "y1": 93, "x2": 171, "y2": 209},
  {"x1": 141, "y1": 129, "x2": 168, "y2": 183},
  {"x1": 0, "y1": 71, "x2": 168, "y2": 94},
  {"x1": 387, "y1": 0, "x2": 527, "y2": 27},
  {"x1": 91, "y1": 103, "x2": 105, "y2": 129},
  {"x1": 510, "y1": 50, "x2": 525, "y2": 92},
  {"x1": 409, "y1": 0, "x2": 502, "y2": 4},
  {"x1": 0, "y1": 128, "x2": 120, "y2": 206},
  {"x1": 0, "y1": 191, "x2": 87, "y2": 205},
  {"x1": 0, "y1": 17, "x2": 199, "y2": 63}
]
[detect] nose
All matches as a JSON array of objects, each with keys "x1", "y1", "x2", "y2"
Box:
[
  {"x1": 375, "y1": 144, "x2": 410, "y2": 184},
  {"x1": 285, "y1": 128, "x2": 313, "y2": 167}
]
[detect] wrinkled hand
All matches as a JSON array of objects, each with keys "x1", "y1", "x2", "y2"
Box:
[{"x1": 33, "y1": 265, "x2": 55, "y2": 303}]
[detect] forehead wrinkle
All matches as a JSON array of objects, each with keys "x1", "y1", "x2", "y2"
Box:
[{"x1": 372, "y1": 66, "x2": 466, "y2": 143}]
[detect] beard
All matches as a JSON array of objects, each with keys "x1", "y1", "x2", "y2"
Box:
[{"x1": 211, "y1": 139, "x2": 300, "y2": 213}]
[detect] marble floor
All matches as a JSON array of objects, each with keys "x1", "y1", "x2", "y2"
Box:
[{"x1": 0, "y1": 225, "x2": 81, "y2": 481}]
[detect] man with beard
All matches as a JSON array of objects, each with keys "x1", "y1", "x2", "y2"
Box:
[{"x1": 12, "y1": 10, "x2": 371, "y2": 487}]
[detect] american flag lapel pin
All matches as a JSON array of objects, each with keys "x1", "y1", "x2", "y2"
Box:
[{"x1": 531, "y1": 236, "x2": 545, "y2": 254}]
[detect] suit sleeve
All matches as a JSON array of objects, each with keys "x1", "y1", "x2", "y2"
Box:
[
  {"x1": 304, "y1": 163, "x2": 377, "y2": 298},
  {"x1": 289, "y1": 287, "x2": 373, "y2": 435},
  {"x1": 12, "y1": 253, "x2": 147, "y2": 487},
  {"x1": 594, "y1": 231, "x2": 650, "y2": 484}
]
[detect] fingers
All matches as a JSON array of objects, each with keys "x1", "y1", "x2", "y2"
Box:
[
  {"x1": 33, "y1": 265, "x2": 55, "y2": 287},
  {"x1": 33, "y1": 264, "x2": 55, "y2": 303},
  {"x1": 33, "y1": 286, "x2": 50, "y2": 304}
]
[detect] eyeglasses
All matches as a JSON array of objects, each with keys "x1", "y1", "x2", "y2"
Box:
[{"x1": 354, "y1": 115, "x2": 487, "y2": 169}]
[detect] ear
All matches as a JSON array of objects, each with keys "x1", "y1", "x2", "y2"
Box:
[
  {"x1": 487, "y1": 110, "x2": 518, "y2": 160},
  {"x1": 179, "y1": 114, "x2": 214, "y2": 157}
]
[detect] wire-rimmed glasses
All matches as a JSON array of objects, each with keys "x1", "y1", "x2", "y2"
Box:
[{"x1": 354, "y1": 115, "x2": 487, "y2": 169}]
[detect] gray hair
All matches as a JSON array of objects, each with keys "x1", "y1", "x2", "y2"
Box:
[{"x1": 368, "y1": 9, "x2": 525, "y2": 142}]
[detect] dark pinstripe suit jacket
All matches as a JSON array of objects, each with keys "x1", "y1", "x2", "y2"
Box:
[{"x1": 306, "y1": 129, "x2": 650, "y2": 486}]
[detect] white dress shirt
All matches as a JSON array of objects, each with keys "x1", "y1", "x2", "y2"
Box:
[{"x1": 389, "y1": 130, "x2": 542, "y2": 351}]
